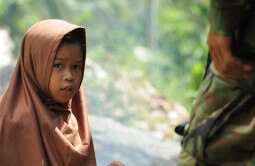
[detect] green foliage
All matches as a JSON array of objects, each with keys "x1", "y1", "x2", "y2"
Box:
[
  {"x1": 0, "y1": 0, "x2": 210, "y2": 110},
  {"x1": 151, "y1": 0, "x2": 209, "y2": 108}
]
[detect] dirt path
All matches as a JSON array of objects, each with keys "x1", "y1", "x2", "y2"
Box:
[{"x1": 90, "y1": 115, "x2": 181, "y2": 166}]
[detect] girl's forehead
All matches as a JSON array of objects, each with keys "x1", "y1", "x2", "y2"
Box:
[{"x1": 55, "y1": 43, "x2": 83, "y2": 61}]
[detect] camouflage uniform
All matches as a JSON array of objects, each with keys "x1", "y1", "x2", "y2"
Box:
[{"x1": 177, "y1": 0, "x2": 255, "y2": 165}]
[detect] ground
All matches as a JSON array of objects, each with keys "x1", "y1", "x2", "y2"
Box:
[
  {"x1": 90, "y1": 115, "x2": 181, "y2": 166},
  {"x1": 0, "y1": 64, "x2": 182, "y2": 166}
]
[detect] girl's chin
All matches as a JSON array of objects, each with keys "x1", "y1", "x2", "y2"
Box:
[{"x1": 53, "y1": 96, "x2": 72, "y2": 104}]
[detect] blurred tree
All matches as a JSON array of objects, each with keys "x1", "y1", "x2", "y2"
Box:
[
  {"x1": 0, "y1": 0, "x2": 209, "y2": 109},
  {"x1": 0, "y1": 0, "x2": 69, "y2": 56},
  {"x1": 153, "y1": 0, "x2": 209, "y2": 107}
]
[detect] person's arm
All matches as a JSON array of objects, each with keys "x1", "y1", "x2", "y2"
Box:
[{"x1": 208, "y1": 0, "x2": 252, "y2": 83}]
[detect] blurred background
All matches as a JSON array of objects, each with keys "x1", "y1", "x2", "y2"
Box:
[{"x1": 0, "y1": 0, "x2": 209, "y2": 165}]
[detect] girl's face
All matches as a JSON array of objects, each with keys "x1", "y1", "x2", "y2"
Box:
[{"x1": 49, "y1": 43, "x2": 83, "y2": 103}]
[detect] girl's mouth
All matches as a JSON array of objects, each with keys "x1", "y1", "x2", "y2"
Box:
[{"x1": 61, "y1": 86, "x2": 74, "y2": 94}]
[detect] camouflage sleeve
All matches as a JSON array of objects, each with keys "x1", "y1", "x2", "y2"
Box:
[
  {"x1": 181, "y1": 64, "x2": 255, "y2": 164},
  {"x1": 209, "y1": 0, "x2": 249, "y2": 36}
]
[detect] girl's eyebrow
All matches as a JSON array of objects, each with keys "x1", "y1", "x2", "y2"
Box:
[
  {"x1": 76, "y1": 60, "x2": 83, "y2": 63},
  {"x1": 54, "y1": 57, "x2": 68, "y2": 60},
  {"x1": 54, "y1": 58, "x2": 83, "y2": 63}
]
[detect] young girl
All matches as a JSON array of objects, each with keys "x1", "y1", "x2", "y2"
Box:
[{"x1": 0, "y1": 19, "x2": 97, "y2": 165}]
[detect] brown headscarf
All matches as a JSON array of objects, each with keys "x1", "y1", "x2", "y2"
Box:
[{"x1": 0, "y1": 19, "x2": 97, "y2": 166}]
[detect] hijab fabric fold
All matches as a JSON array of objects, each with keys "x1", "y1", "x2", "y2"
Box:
[{"x1": 0, "y1": 19, "x2": 96, "y2": 166}]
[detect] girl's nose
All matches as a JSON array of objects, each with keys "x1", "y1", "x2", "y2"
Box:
[{"x1": 64, "y1": 69, "x2": 73, "y2": 82}]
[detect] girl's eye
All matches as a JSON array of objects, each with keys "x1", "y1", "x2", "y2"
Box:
[
  {"x1": 73, "y1": 65, "x2": 82, "y2": 70},
  {"x1": 53, "y1": 64, "x2": 62, "y2": 69}
]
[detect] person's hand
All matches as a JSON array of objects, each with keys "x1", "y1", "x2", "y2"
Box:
[
  {"x1": 107, "y1": 160, "x2": 125, "y2": 166},
  {"x1": 207, "y1": 31, "x2": 253, "y2": 82}
]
